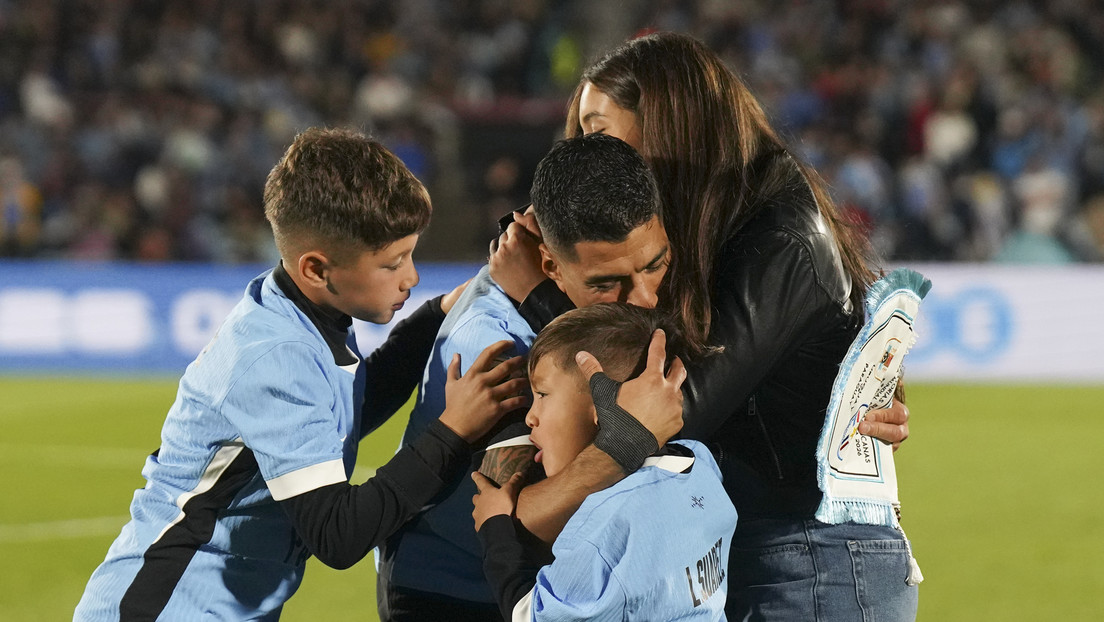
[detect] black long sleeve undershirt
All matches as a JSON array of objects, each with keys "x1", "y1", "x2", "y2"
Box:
[
  {"x1": 479, "y1": 514, "x2": 554, "y2": 621},
  {"x1": 279, "y1": 418, "x2": 471, "y2": 569},
  {"x1": 360, "y1": 296, "x2": 446, "y2": 435},
  {"x1": 516, "y1": 278, "x2": 574, "y2": 330}
]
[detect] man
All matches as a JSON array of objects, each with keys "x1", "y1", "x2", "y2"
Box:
[{"x1": 376, "y1": 134, "x2": 676, "y2": 620}]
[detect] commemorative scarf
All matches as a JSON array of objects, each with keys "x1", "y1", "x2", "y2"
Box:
[{"x1": 814, "y1": 267, "x2": 931, "y2": 584}]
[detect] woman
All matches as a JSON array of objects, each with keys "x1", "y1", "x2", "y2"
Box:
[{"x1": 492, "y1": 32, "x2": 917, "y2": 621}]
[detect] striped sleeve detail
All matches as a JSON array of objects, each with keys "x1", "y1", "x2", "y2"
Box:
[
  {"x1": 266, "y1": 458, "x2": 347, "y2": 501},
  {"x1": 149, "y1": 442, "x2": 247, "y2": 544},
  {"x1": 120, "y1": 443, "x2": 259, "y2": 620}
]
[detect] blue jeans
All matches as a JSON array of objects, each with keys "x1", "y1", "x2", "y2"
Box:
[{"x1": 727, "y1": 518, "x2": 919, "y2": 622}]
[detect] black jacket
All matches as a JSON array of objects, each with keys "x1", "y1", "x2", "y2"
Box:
[{"x1": 517, "y1": 152, "x2": 863, "y2": 519}]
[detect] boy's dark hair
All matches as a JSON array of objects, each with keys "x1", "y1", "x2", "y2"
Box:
[
  {"x1": 530, "y1": 133, "x2": 660, "y2": 261},
  {"x1": 528, "y1": 303, "x2": 683, "y2": 384},
  {"x1": 264, "y1": 127, "x2": 431, "y2": 259}
]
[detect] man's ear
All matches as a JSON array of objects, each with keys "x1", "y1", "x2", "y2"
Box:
[{"x1": 539, "y1": 243, "x2": 564, "y2": 288}]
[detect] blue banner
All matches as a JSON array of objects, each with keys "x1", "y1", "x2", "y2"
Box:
[
  {"x1": 0, "y1": 260, "x2": 482, "y2": 374},
  {"x1": 5, "y1": 261, "x2": 1103, "y2": 381}
]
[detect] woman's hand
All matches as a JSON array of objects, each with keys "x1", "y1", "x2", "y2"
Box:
[
  {"x1": 472, "y1": 471, "x2": 525, "y2": 532},
  {"x1": 858, "y1": 398, "x2": 909, "y2": 451},
  {"x1": 489, "y1": 207, "x2": 545, "y2": 303}
]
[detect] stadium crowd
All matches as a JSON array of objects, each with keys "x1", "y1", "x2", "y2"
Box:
[{"x1": 1, "y1": 0, "x2": 1103, "y2": 264}]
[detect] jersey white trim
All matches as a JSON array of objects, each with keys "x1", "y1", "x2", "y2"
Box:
[
  {"x1": 486, "y1": 435, "x2": 534, "y2": 451},
  {"x1": 511, "y1": 587, "x2": 534, "y2": 622},
  {"x1": 642, "y1": 454, "x2": 695, "y2": 473},
  {"x1": 267, "y1": 458, "x2": 347, "y2": 501},
  {"x1": 339, "y1": 352, "x2": 360, "y2": 375},
  {"x1": 153, "y1": 440, "x2": 247, "y2": 544}
]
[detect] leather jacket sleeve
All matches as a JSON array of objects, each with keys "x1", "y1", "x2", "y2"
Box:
[{"x1": 678, "y1": 225, "x2": 846, "y2": 441}]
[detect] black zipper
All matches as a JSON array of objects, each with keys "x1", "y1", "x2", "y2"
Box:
[{"x1": 749, "y1": 394, "x2": 785, "y2": 480}]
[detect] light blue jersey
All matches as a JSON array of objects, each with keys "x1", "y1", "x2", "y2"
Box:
[
  {"x1": 519, "y1": 441, "x2": 735, "y2": 621},
  {"x1": 379, "y1": 265, "x2": 535, "y2": 602},
  {"x1": 75, "y1": 270, "x2": 364, "y2": 621}
]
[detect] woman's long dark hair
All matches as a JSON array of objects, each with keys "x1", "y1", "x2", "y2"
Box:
[{"x1": 566, "y1": 32, "x2": 876, "y2": 354}]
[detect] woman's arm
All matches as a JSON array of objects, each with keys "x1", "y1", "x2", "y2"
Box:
[
  {"x1": 679, "y1": 230, "x2": 910, "y2": 447},
  {"x1": 678, "y1": 230, "x2": 829, "y2": 440}
]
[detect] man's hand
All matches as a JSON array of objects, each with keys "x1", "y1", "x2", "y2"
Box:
[
  {"x1": 472, "y1": 471, "x2": 524, "y2": 532},
  {"x1": 858, "y1": 398, "x2": 910, "y2": 451},
  {"x1": 489, "y1": 208, "x2": 545, "y2": 303},
  {"x1": 439, "y1": 340, "x2": 529, "y2": 443},
  {"x1": 574, "y1": 331, "x2": 684, "y2": 472},
  {"x1": 577, "y1": 329, "x2": 687, "y2": 446}
]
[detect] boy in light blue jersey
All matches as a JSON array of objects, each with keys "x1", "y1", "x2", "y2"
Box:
[
  {"x1": 74, "y1": 127, "x2": 528, "y2": 621},
  {"x1": 473, "y1": 303, "x2": 736, "y2": 621}
]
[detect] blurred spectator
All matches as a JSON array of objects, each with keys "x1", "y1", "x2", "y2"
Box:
[
  {"x1": 996, "y1": 158, "x2": 1076, "y2": 264},
  {"x1": 476, "y1": 153, "x2": 525, "y2": 243},
  {"x1": 994, "y1": 206, "x2": 1075, "y2": 264},
  {"x1": 0, "y1": 156, "x2": 43, "y2": 255},
  {"x1": 1078, "y1": 194, "x2": 1104, "y2": 260}
]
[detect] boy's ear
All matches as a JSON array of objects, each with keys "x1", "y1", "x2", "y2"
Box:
[
  {"x1": 296, "y1": 251, "x2": 332, "y2": 291},
  {"x1": 539, "y1": 243, "x2": 564, "y2": 287}
]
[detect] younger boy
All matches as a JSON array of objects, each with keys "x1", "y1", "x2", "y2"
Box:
[
  {"x1": 74, "y1": 127, "x2": 527, "y2": 621},
  {"x1": 473, "y1": 303, "x2": 736, "y2": 621}
]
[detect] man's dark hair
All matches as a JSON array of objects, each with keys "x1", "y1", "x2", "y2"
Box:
[
  {"x1": 530, "y1": 133, "x2": 660, "y2": 261},
  {"x1": 528, "y1": 302, "x2": 684, "y2": 383},
  {"x1": 264, "y1": 127, "x2": 431, "y2": 259}
]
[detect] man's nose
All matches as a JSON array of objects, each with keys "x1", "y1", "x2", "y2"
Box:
[{"x1": 625, "y1": 276, "x2": 658, "y2": 308}]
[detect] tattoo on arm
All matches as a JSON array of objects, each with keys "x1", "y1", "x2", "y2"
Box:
[{"x1": 480, "y1": 445, "x2": 538, "y2": 486}]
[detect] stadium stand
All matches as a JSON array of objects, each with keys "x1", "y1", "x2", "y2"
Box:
[{"x1": 1, "y1": 0, "x2": 1102, "y2": 263}]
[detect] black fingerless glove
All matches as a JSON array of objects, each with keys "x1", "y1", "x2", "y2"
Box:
[{"x1": 589, "y1": 372, "x2": 659, "y2": 473}]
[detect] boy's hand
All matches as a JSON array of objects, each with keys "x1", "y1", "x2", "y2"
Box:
[
  {"x1": 489, "y1": 207, "x2": 544, "y2": 303},
  {"x1": 439, "y1": 340, "x2": 529, "y2": 443},
  {"x1": 471, "y1": 471, "x2": 524, "y2": 532}
]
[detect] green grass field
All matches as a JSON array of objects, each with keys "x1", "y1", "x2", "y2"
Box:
[{"x1": 1, "y1": 378, "x2": 1102, "y2": 621}]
